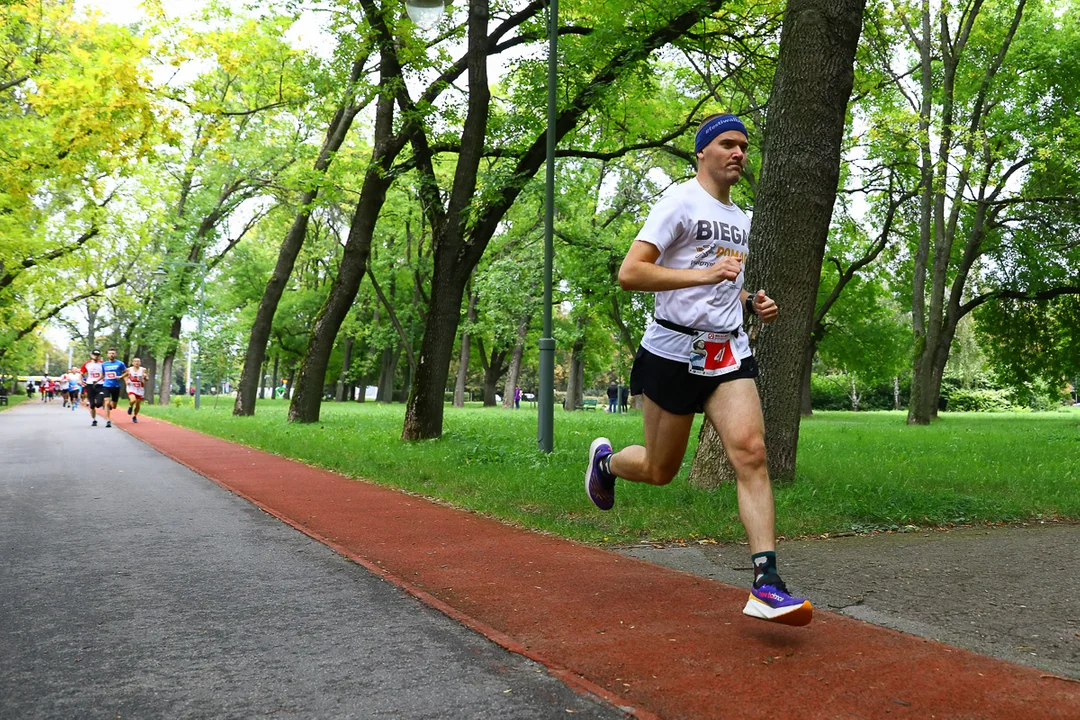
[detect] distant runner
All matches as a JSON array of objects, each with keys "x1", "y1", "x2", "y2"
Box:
[
  {"x1": 80, "y1": 351, "x2": 105, "y2": 427},
  {"x1": 66, "y1": 368, "x2": 82, "y2": 412},
  {"x1": 122, "y1": 357, "x2": 146, "y2": 423},
  {"x1": 100, "y1": 348, "x2": 127, "y2": 429}
]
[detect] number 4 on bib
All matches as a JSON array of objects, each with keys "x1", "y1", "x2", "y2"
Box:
[{"x1": 688, "y1": 331, "x2": 741, "y2": 377}]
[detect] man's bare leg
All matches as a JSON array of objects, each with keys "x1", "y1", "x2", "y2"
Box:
[
  {"x1": 608, "y1": 396, "x2": 695, "y2": 486},
  {"x1": 702, "y1": 378, "x2": 774, "y2": 554}
]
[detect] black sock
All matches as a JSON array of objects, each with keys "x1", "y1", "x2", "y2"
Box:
[
  {"x1": 599, "y1": 453, "x2": 615, "y2": 480},
  {"x1": 752, "y1": 551, "x2": 778, "y2": 587}
]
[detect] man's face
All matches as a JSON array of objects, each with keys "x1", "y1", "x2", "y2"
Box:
[
  {"x1": 91, "y1": 354, "x2": 101, "y2": 362},
  {"x1": 108, "y1": 350, "x2": 116, "y2": 360},
  {"x1": 698, "y1": 130, "x2": 748, "y2": 188}
]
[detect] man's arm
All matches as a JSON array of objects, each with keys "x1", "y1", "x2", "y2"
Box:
[{"x1": 618, "y1": 240, "x2": 743, "y2": 292}]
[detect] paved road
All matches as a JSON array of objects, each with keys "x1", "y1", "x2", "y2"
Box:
[
  {"x1": 622, "y1": 523, "x2": 1080, "y2": 679},
  {"x1": 0, "y1": 402, "x2": 621, "y2": 719}
]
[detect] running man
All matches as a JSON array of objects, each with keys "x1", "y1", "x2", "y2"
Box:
[
  {"x1": 100, "y1": 348, "x2": 127, "y2": 428},
  {"x1": 80, "y1": 350, "x2": 105, "y2": 427},
  {"x1": 584, "y1": 113, "x2": 812, "y2": 627},
  {"x1": 121, "y1": 357, "x2": 146, "y2": 422},
  {"x1": 66, "y1": 367, "x2": 82, "y2": 411}
]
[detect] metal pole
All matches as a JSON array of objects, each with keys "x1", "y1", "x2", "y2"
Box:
[
  {"x1": 195, "y1": 266, "x2": 205, "y2": 410},
  {"x1": 537, "y1": 0, "x2": 557, "y2": 453}
]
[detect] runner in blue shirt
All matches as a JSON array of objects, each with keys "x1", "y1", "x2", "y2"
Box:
[{"x1": 100, "y1": 348, "x2": 127, "y2": 429}]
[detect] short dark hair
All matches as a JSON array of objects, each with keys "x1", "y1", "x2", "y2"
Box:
[{"x1": 108, "y1": 347, "x2": 116, "y2": 352}]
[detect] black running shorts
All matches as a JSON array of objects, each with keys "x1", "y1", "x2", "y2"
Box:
[
  {"x1": 86, "y1": 384, "x2": 105, "y2": 408},
  {"x1": 104, "y1": 386, "x2": 121, "y2": 403},
  {"x1": 629, "y1": 346, "x2": 759, "y2": 416}
]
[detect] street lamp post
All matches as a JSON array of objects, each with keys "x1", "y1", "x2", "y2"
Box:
[
  {"x1": 155, "y1": 260, "x2": 207, "y2": 410},
  {"x1": 537, "y1": 0, "x2": 557, "y2": 453}
]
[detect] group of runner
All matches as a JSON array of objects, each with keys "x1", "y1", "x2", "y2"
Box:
[{"x1": 49, "y1": 349, "x2": 148, "y2": 427}]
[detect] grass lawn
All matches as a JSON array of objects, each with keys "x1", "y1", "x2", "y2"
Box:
[
  {"x1": 140, "y1": 399, "x2": 1080, "y2": 545},
  {"x1": 0, "y1": 394, "x2": 28, "y2": 412}
]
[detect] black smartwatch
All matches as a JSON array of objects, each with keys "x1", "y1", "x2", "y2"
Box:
[{"x1": 745, "y1": 294, "x2": 756, "y2": 316}]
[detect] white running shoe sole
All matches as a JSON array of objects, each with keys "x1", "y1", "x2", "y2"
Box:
[{"x1": 742, "y1": 594, "x2": 813, "y2": 626}]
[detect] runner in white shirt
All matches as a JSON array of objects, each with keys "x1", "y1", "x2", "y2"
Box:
[
  {"x1": 80, "y1": 350, "x2": 105, "y2": 427},
  {"x1": 121, "y1": 357, "x2": 147, "y2": 423},
  {"x1": 584, "y1": 113, "x2": 812, "y2": 627}
]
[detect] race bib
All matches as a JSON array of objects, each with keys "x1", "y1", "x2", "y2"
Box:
[
  {"x1": 688, "y1": 331, "x2": 741, "y2": 377},
  {"x1": 105, "y1": 371, "x2": 118, "y2": 380},
  {"x1": 129, "y1": 379, "x2": 143, "y2": 388}
]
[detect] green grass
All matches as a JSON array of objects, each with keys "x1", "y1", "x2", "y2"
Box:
[
  {"x1": 139, "y1": 399, "x2": 1080, "y2": 545},
  {"x1": 0, "y1": 395, "x2": 27, "y2": 412}
]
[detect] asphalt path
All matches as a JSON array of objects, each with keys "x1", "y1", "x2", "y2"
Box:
[{"x1": 0, "y1": 401, "x2": 621, "y2": 719}]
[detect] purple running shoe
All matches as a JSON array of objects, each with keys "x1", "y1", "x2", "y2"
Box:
[
  {"x1": 743, "y1": 579, "x2": 813, "y2": 626},
  {"x1": 585, "y1": 437, "x2": 615, "y2": 511}
]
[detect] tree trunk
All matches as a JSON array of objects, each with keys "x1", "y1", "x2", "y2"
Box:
[
  {"x1": 376, "y1": 346, "x2": 399, "y2": 403},
  {"x1": 690, "y1": 0, "x2": 865, "y2": 485},
  {"x1": 158, "y1": 354, "x2": 174, "y2": 405},
  {"x1": 271, "y1": 354, "x2": 280, "y2": 399},
  {"x1": 233, "y1": 56, "x2": 369, "y2": 417},
  {"x1": 157, "y1": 318, "x2": 182, "y2": 405},
  {"x1": 849, "y1": 375, "x2": 860, "y2": 411},
  {"x1": 894, "y1": 375, "x2": 901, "y2": 410},
  {"x1": 482, "y1": 347, "x2": 507, "y2": 407},
  {"x1": 336, "y1": 335, "x2": 354, "y2": 401},
  {"x1": 563, "y1": 334, "x2": 585, "y2": 411},
  {"x1": 799, "y1": 340, "x2": 815, "y2": 417},
  {"x1": 143, "y1": 354, "x2": 156, "y2": 403},
  {"x1": 502, "y1": 317, "x2": 530, "y2": 409},
  {"x1": 453, "y1": 288, "x2": 478, "y2": 408},
  {"x1": 288, "y1": 51, "x2": 405, "y2": 424},
  {"x1": 286, "y1": 367, "x2": 296, "y2": 399},
  {"x1": 401, "y1": 269, "x2": 470, "y2": 440}
]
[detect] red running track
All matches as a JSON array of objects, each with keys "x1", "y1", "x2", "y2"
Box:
[{"x1": 122, "y1": 416, "x2": 1080, "y2": 719}]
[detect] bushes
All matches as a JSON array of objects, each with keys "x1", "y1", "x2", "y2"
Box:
[
  {"x1": 810, "y1": 374, "x2": 909, "y2": 411},
  {"x1": 943, "y1": 387, "x2": 1013, "y2": 412}
]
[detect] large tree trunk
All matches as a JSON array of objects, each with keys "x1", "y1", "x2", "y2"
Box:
[
  {"x1": 336, "y1": 335, "x2": 354, "y2": 401},
  {"x1": 402, "y1": 270, "x2": 470, "y2": 439},
  {"x1": 453, "y1": 288, "x2": 478, "y2": 408},
  {"x1": 690, "y1": 0, "x2": 865, "y2": 486},
  {"x1": 502, "y1": 316, "x2": 530, "y2": 409},
  {"x1": 288, "y1": 70, "x2": 405, "y2": 423},
  {"x1": 233, "y1": 56, "x2": 369, "y2": 417}
]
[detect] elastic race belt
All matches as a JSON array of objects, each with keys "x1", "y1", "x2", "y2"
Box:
[{"x1": 654, "y1": 317, "x2": 741, "y2": 338}]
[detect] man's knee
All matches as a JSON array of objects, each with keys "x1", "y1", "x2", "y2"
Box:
[
  {"x1": 728, "y1": 432, "x2": 766, "y2": 472},
  {"x1": 645, "y1": 462, "x2": 680, "y2": 486}
]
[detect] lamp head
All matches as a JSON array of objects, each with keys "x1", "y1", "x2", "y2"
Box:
[{"x1": 405, "y1": 0, "x2": 446, "y2": 31}]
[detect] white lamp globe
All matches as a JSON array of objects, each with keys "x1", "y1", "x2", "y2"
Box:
[{"x1": 405, "y1": 0, "x2": 446, "y2": 31}]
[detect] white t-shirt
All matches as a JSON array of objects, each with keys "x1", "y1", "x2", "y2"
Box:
[
  {"x1": 126, "y1": 367, "x2": 146, "y2": 396},
  {"x1": 637, "y1": 179, "x2": 752, "y2": 363}
]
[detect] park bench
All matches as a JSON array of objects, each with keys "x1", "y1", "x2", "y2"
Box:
[{"x1": 577, "y1": 399, "x2": 598, "y2": 411}]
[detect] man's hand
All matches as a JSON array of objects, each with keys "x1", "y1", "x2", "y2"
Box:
[
  {"x1": 752, "y1": 290, "x2": 778, "y2": 323},
  {"x1": 702, "y1": 257, "x2": 744, "y2": 285}
]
